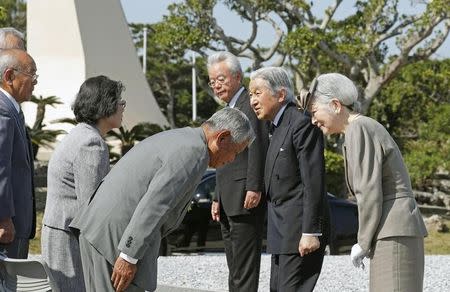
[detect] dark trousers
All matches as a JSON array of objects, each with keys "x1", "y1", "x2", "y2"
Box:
[
  {"x1": 220, "y1": 212, "x2": 264, "y2": 292},
  {"x1": 178, "y1": 207, "x2": 210, "y2": 247},
  {"x1": 270, "y1": 246, "x2": 325, "y2": 292}
]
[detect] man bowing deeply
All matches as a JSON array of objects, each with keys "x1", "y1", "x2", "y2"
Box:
[{"x1": 70, "y1": 107, "x2": 254, "y2": 292}]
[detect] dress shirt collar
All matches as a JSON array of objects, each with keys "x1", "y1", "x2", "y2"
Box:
[
  {"x1": 272, "y1": 103, "x2": 288, "y2": 127},
  {"x1": 227, "y1": 87, "x2": 245, "y2": 108},
  {"x1": 0, "y1": 87, "x2": 20, "y2": 113}
]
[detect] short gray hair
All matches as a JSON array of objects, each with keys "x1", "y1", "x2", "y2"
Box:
[
  {"x1": 207, "y1": 51, "x2": 242, "y2": 79},
  {"x1": 0, "y1": 28, "x2": 25, "y2": 49},
  {"x1": 0, "y1": 49, "x2": 27, "y2": 78},
  {"x1": 250, "y1": 67, "x2": 295, "y2": 102},
  {"x1": 313, "y1": 73, "x2": 360, "y2": 112},
  {"x1": 204, "y1": 107, "x2": 255, "y2": 145}
]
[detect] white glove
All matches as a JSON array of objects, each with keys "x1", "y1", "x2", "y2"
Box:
[{"x1": 351, "y1": 243, "x2": 367, "y2": 269}]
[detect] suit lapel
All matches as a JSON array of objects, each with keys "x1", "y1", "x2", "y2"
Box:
[
  {"x1": 265, "y1": 104, "x2": 292, "y2": 193},
  {"x1": 0, "y1": 92, "x2": 30, "y2": 159},
  {"x1": 234, "y1": 88, "x2": 248, "y2": 110}
]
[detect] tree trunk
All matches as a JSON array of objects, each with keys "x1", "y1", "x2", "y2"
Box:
[{"x1": 361, "y1": 77, "x2": 383, "y2": 113}]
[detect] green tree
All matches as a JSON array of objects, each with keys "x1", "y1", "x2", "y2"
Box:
[
  {"x1": 157, "y1": 0, "x2": 449, "y2": 112},
  {"x1": 27, "y1": 95, "x2": 66, "y2": 159},
  {"x1": 369, "y1": 59, "x2": 449, "y2": 189},
  {"x1": 0, "y1": 0, "x2": 26, "y2": 31},
  {"x1": 151, "y1": 0, "x2": 448, "y2": 195},
  {"x1": 130, "y1": 23, "x2": 219, "y2": 128}
]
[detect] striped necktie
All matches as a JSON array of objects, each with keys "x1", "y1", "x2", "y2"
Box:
[
  {"x1": 19, "y1": 109, "x2": 27, "y2": 130},
  {"x1": 19, "y1": 109, "x2": 34, "y2": 161}
]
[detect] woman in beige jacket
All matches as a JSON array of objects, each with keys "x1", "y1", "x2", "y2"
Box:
[{"x1": 300, "y1": 73, "x2": 427, "y2": 292}]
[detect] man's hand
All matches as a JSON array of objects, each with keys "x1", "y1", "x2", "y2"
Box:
[
  {"x1": 298, "y1": 235, "x2": 320, "y2": 257},
  {"x1": 211, "y1": 201, "x2": 220, "y2": 222},
  {"x1": 243, "y1": 191, "x2": 261, "y2": 209},
  {"x1": 350, "y1": 243, "x2": 367, "y2": 269},
  {"x1": 0, "y1": 217, "x2": 15, "y2": 244},
  {"x1": 111, "y1": 256, "x2": 137, "y2": 292}
]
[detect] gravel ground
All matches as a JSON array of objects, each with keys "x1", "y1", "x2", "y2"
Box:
[{"x1": 157, "y1": 254, "x2": 450, "y2": 291}]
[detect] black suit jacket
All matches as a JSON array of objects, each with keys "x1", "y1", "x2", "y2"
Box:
[
  {"x1": 265, "y1": 103, "x2": 329, "y2": 254},
  {"x1": 0, "y1": 92, "x2": 35, "y2": 239},
  {"x1": 215, "y1": 88, "x2": 269, "y2": 217}
]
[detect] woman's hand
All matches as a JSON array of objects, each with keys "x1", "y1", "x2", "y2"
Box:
[{"x1": 350, "y1": 243, "x2": 367, "y2": 269}]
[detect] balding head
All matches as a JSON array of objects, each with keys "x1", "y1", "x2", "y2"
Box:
[
  {"x1": 0, "y1": 49, "x2": 37, "y2": 103},
  {"x1": 0, "y1": 28, "x2": 25, "y2": 50}
]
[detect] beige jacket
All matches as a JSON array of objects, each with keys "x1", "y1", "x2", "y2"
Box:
[{"x1": 343, "y1": 116, "x2": 427, "y2": 252}]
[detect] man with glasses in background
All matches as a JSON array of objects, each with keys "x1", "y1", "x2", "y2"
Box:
[
  {"x1": 0, "y1": 48, "x2": 38, "y2": 259},
  {"x1": 207, "y1": 51, "x2": 268, "y2": 292}
]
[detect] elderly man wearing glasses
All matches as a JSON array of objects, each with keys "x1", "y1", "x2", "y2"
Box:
[
  {"x1": 207, "y1": 51, "x2": 269, "y2": 292},
  {"x1": 0, "y1": 49, "x2": 37, "y2": 259}
]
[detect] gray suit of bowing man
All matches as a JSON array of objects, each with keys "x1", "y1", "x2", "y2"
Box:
[{"x1": 70, "y1": 107, "x2": 254, "y2": 292}]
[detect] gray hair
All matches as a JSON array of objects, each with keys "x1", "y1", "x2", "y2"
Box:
[
  {"x1": 207, "y1": 51, "x2": 242, "y2": 79},
  {"x1": 312, "y1": 73, "x2": 360, "y2": 112},
  {"x1": 0, "y1": 49, "x2": 27, "y2": 78},
  {"x1": 0, "y1": 27, "x2": 25, "y2": 49},
  {"x1": 250, "y1": 67, "x2": 295, "y2": 102},
  {"x1": 204, "y1": 107, "x2": 255, "y2": 145}
]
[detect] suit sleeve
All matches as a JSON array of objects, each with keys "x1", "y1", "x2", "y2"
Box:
[
  {"x1": 0, "y1": 112, "x2": 15, "y2": 219},
  {"x1": 243, "y1": 101, "x2": 269, "y2": 192},
  {"x1": 346, "y1": 124, "x2": 383, "y2": 251},
  {"x1": 213, "y1": 182, "x2": 219, "y2": 202},
  {"x1": 73, "y1": 137, "x2": 110, "y2": 207},
  {"x1": 118, "y1": 155, "x2": 205, "y2": 259},
  {"x1": 293, "y1": 116, "x2": 325, "y2": 234}
]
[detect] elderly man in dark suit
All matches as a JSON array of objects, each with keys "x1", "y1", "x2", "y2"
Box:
[
  {"x1": 0, "y1": 49, "x2": 37, "y2": 259},
  {"x1": 207, "y1": 51, "x2": 269, "y2": 292},
  {"x1": 70, "y1": 108, "x2": 255, "y2": 292},
  {"x1": 249, "y1": 67, "x2": 329, "y2": 292}
]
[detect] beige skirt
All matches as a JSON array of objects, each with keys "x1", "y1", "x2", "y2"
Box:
[{"x1": 370, "y1": 236, "x2": 424, "y2": 292}]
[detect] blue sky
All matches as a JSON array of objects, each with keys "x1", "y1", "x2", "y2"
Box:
[{"x1": 120, "y1": 0, "x2": 449, "y2": 66}]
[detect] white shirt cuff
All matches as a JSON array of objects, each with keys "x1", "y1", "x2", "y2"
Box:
[
  {"x1": 119, "y1": 252, "x2": 138, "y2": 264},
  {"x1": 302, "y1": 233, "x2": 322, "y2": 236}
]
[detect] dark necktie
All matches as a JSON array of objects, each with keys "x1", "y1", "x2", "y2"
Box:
[
  {"x1": 268, "y1": 123, "x2": 276, "y2": 141},
  {"x1": 19, "y1": 109, "x2": 27, "y2": 131},
  {"x1": 19, "y1": 109, "x2": 33, "y2": 158}
]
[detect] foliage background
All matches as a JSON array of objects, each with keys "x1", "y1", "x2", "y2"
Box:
[{"x1": 1, "y1": 0, "x2": 448, "y2": 192}]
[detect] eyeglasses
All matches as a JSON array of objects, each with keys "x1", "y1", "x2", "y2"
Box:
[
  {"x1": 118, "y1": 99, "x2": 126, "y2": 109},
  {"x1": 208, "y1": 75, "x2": 227, "y2": 88},
  {"x1": 298, "y1": 77, "x2": 318, "y2": 112},
  {"x1": 13, "y1": 69, "x2": 38, "y2": 82}
]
